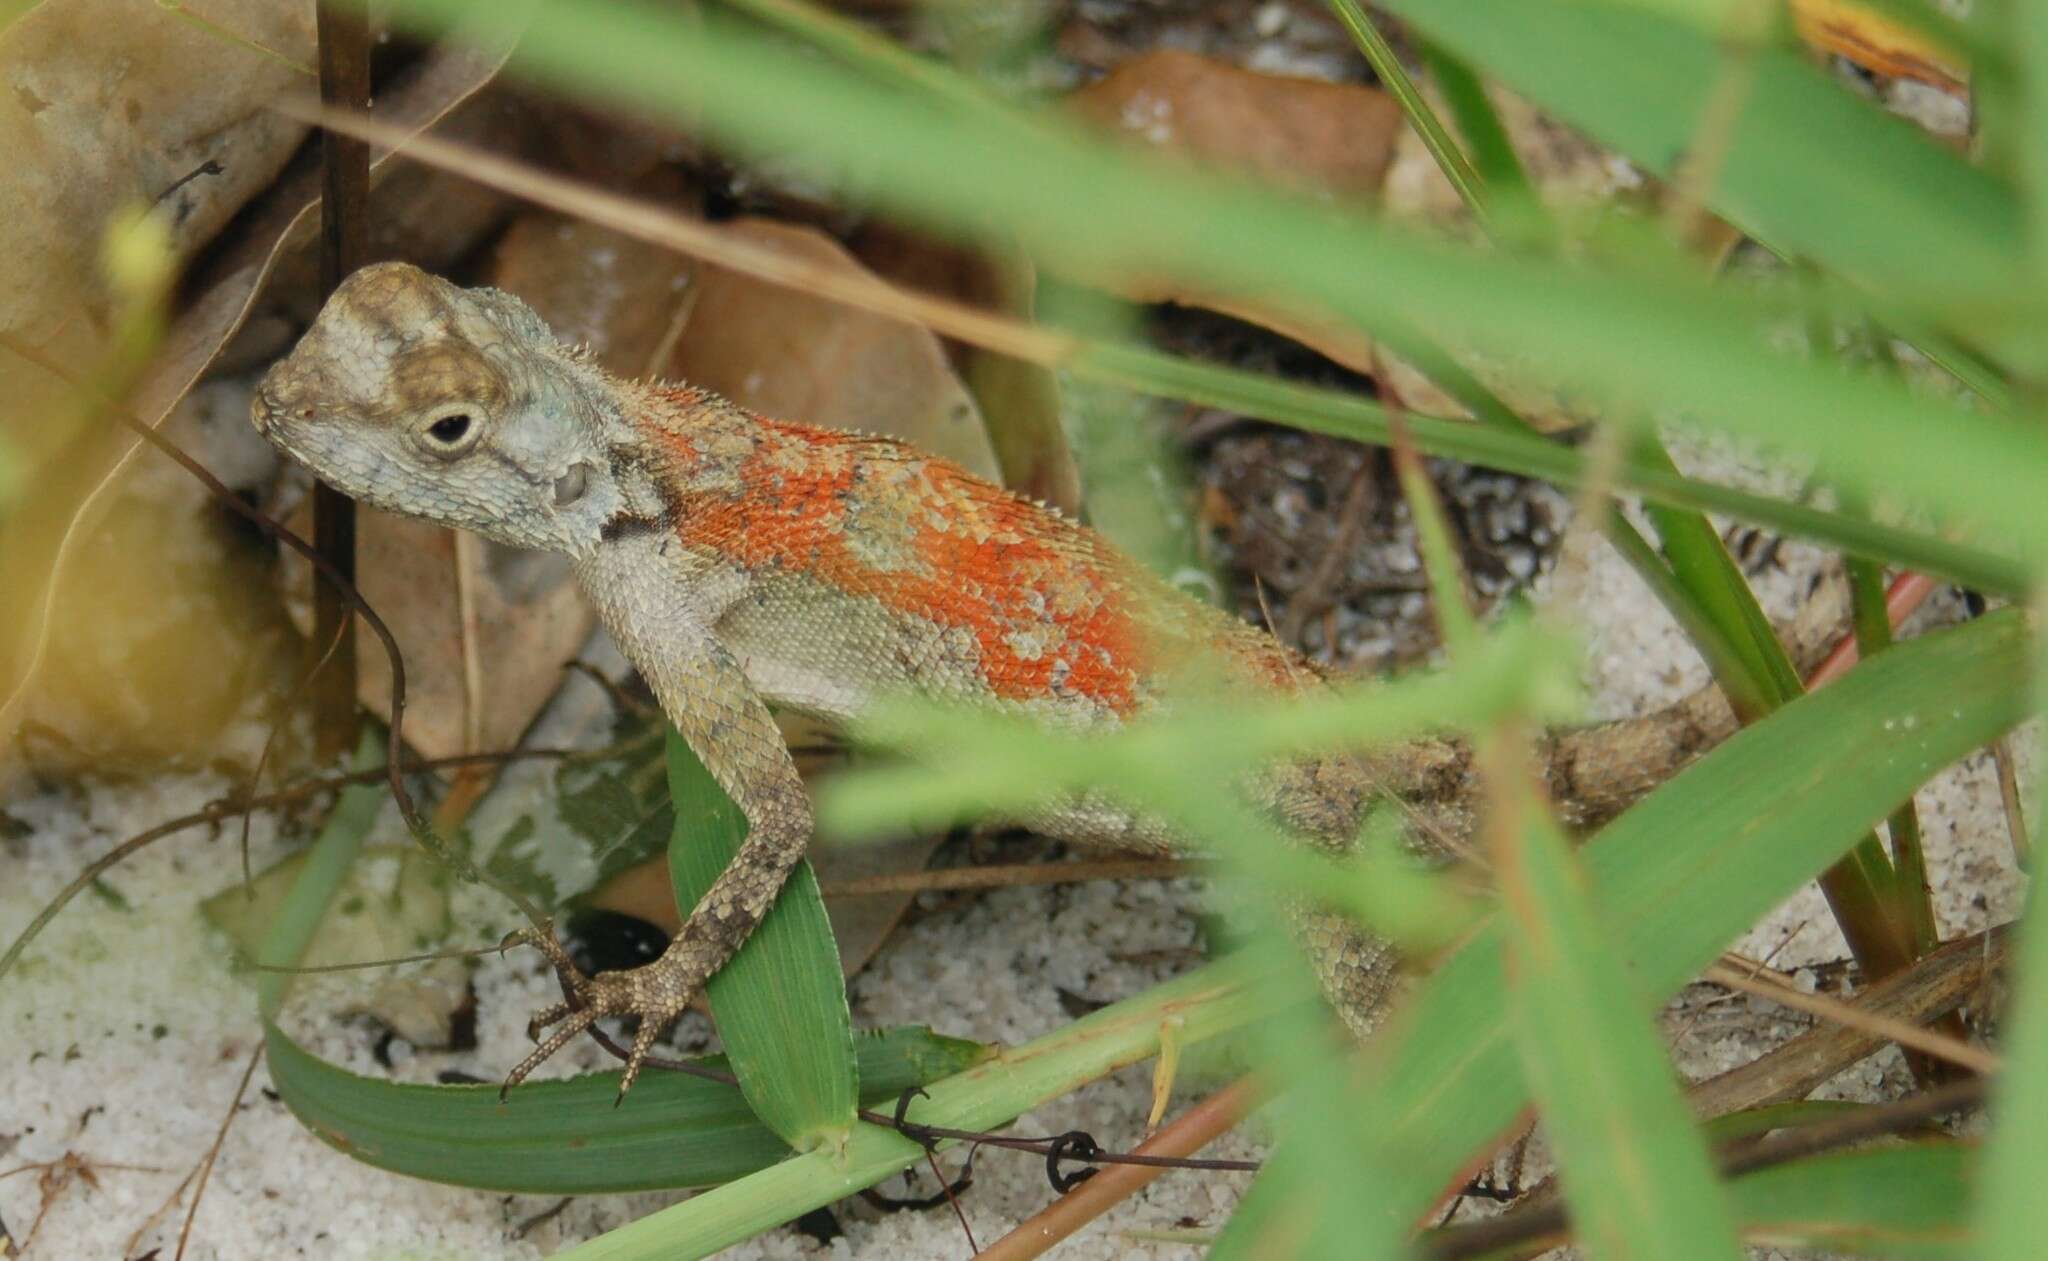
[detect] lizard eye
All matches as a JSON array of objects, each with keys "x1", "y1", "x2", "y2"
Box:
[
  {"x1": 417, "y1": 407, "x2": 483, "y2": 457},
  {"x1": 429, "y1": 414, "x2": 471, "y2": 443}
]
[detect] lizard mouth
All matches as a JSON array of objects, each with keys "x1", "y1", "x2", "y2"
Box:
[{"x1": 250, "y1": 385, "x2": 279, "y2": 437}]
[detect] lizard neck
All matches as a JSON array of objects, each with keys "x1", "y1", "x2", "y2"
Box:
[{"x1": 585, "y1": 377, "x2": 690, "y2": 550}]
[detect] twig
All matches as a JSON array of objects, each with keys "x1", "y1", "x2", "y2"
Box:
[
  {"x1": 309, "y1": 1, "x2": 372, "y2": 756},
  {"x1": 818, "y1": 858, "x2": 1188, "y2": 899},
  {"x1": 242, "y1": 610, "x2": 351, "y2": 892},
  {"x1": 174, "y1": 1042, "x2": 264, "y2": 1261},
  {"x1": 511, "y1": 1197, "x2": 574, "y2": 1240},
  {"x1": 974, "y1": 1075, "x2": 1265, "y2": 1261},
  {"x1": 566, "y1": 1006, "x2": 1262, "y2": 1178},
  {"x1": 1276, "y1": 462, "x2": 1373, "y2": 648},
  {"x1": 1701, "y1": 960, "x2": 1997, "y2": 1074},
  {"x1": 1423, "y1": 1077, "x2": 1986, "y2": 1260},
  {"x1": 1689, "y1": 927, "x2": 2008, "y2": 1122},
  {"x1": 1805, "y1": 571, "x2": 1937, "y2": 689}
]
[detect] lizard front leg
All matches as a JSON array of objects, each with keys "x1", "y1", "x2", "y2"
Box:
[{"x1": 507, "y1": 630, "x2": 811, "y2": 1099}]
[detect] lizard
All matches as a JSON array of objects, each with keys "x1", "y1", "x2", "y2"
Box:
[{"x1": 252, "y1": 261, "x2": 1837, "y2": 1097}]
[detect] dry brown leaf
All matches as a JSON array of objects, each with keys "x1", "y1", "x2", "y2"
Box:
[
  {"x1": 854, "y1": 221, "x2": 1083, "y2": 514},
  {"x1": 279, "y1": 508, "x2": 593, "y2": 764},
  {"x1": 1065, "y1": 49, "x2": 1398, "y2": 377},
  {"x1": 1068, "y1": 48, "x2": 1401, "y2": 199},
  {"x1": 0, "y1": 28, "x2": 517, "y2": 772},
  {"x1": 490, "y1": 207, "x2": 704, "y2": 378},
  {"x1": 0, "y1": 0, "x2": 317, "y2": 472},
  {"x1": 665, "y1": 217, "x2": 1003, "y2": 480},
  {"x1": 248, "y1": 83, "x2": 552, "y2": 338}
]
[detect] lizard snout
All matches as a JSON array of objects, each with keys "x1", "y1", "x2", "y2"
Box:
[{"x1": 251, "y1": 361, "x2": 308, "y2": 439}]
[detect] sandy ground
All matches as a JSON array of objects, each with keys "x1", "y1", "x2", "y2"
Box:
[{"x1": 2, "y1": 434, "x2": 2026, "y2": 1260}]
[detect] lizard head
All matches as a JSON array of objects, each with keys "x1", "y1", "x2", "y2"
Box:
[{"x1": 252, "y1": 261, "x2": 632, "y2": 556}]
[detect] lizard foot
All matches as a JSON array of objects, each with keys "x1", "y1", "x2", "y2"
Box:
[{"x1": 501, "y1": 924, "x2": 701, "y2": 1102}]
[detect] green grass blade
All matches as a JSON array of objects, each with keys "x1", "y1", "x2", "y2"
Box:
[
  {"x1": 1326, "y1": 0, "x2": 1490, "y2": 228},
  {"x1": 254, "y1": 729, "x2": 386, "y2": 1016},
  {"x1": 1344, "y1": 610, "x2": 2030, "y2": 1232},
  {"x1": 1421, "y1": 40, "x2": 1532, "y2": 199},
  {"x1": 1498, "y1": 797, "x2": 1744, "y2": 1261},
  {"x1": 1631, "y1": 435, "x2": 1913, "y2": 982},
  {"x1": 557, "y1": 954, "x2": 1296, "y2": 1259},
  {"x1": 1981, "y1": 618, "x2": 2048, "y2": 1261},
  {"x1": 262, "y1": 1023, "x2": 986, "y2": 1193},
  {"x1": 666, "y1": 730, "x2": 857, "y2": 1152},
  {"x1": 1078, "y1": 338, "x2": 2024, "y2": 593},
  {"x1": 1378, "y1": 0, "x2": 2021, "y2": 360},
  {"x1": 1729, "y1": 1144, "x2": 1975, "y2": 1258}
]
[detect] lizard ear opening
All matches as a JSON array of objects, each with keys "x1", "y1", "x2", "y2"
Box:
[{"x1": 553, "y1": 462, "x2": 591, "y2": 508}]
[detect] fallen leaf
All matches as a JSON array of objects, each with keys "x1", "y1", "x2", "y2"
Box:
[
  {"x1": 1068, "y1": 48, "x2": 1401, "y2": 199},
  {"x1": 282, "y1": 508, "x2": 594, "y2": 764},
  {"x1": 665, "y1": 217, "x2": 1003, "y2": 481},
  {"x1": 251, "y1": 81, "x2": 550, "y2": 335},
  {"x1": 1066, "y1": 49, "x2": 1398, "y2": 377},
  {"x1": 854, "y1": 221, "x2": 1083, "y2": 514},
  {"x1": 0, "y1": 28, "x2": 518, "y2": 772},
  {"x1": 205, "y1": 844, "x2": 468, "y2": 1047},
  {"x1": 0, "y1": 0, "x2": 317, "y2": 474},
  {"x1": 490, "y1": 204, "x2": 703, "y2": 378}
]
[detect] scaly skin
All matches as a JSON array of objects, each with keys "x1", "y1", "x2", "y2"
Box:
[{"x1": 254, "y1": 262, "x2": 1831, "y2": 1096}]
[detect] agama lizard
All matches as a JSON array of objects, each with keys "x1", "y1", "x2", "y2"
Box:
[{"x1": 253, "y1": 262, "x2": 1822, "y2": 1095}]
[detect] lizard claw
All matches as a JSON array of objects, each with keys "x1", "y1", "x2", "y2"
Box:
[{"x1": 499, "y1": 922, "x2": 702, "y2": 1102}]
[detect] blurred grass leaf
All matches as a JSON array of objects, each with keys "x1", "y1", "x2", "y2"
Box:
[
  {"x1": 1212, "y1": 612, "x2": 2022, "y2": 1251},
  {"x1": 253, "y1": 731, "x2": 386, "y2": 1018},
  {"x1": 370, "y1": 0, "x2": 2048, "y2": 558},
  {"x1": 1381, "y1": 0, "x2": 2018, "y2": 360},
  {"x1": 822, "y1": 615, "x2": 1579, "y2": 839},
  {"x1": 1340, "y1": 610, "x2": 2029, "y2": 1231},
  {"x1": 1730, "y1": 1143, "x2": 1975, "y2": 1258},
  {"x1": 1978, "y1": 620, "x2": 2048, "y2": 1259},
  {"x1": 1496, "y1": 794, "x2": 1744, "y2": 1261}
]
